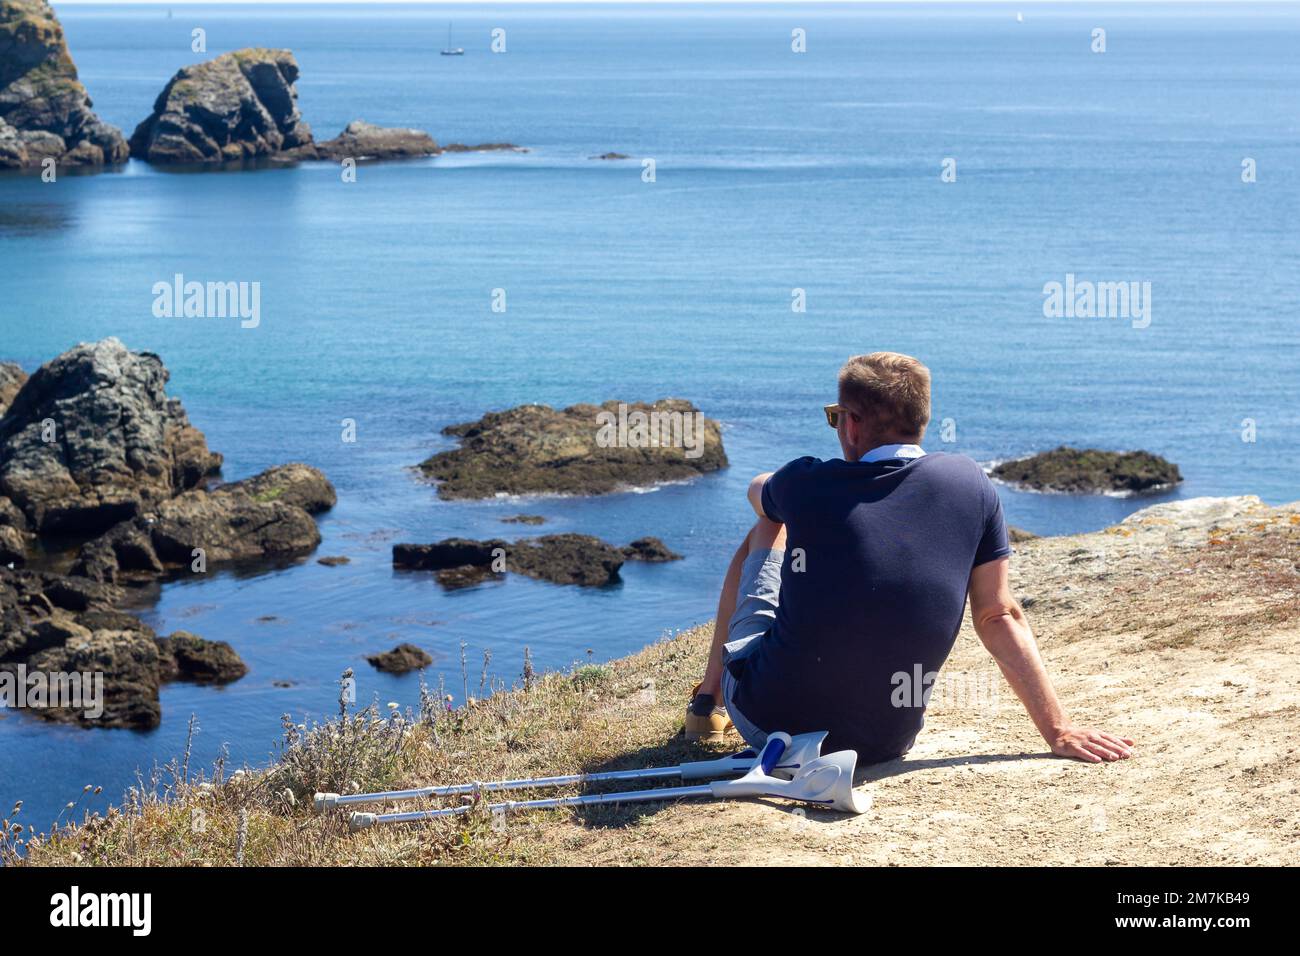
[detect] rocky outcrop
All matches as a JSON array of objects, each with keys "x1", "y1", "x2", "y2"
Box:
[
  {"x1": 591, "y1": 152, "x2": 631, "y2": 160},
  {"x1": 72, "y1": 469, "x2": 328, "y2": 582},
  {"x1": 992, "y1": 447, "x2": 1181, "y2": 495},
  {"x1": 0, "y1": 567, "x2": 246, "y2": 728},
  {"x1": 367, "y1": 643, "x2": 433, "y2": 674},
  {"x1": 128, "y1": 50, "x2": 447, "y2": 166},
  {"x1": 128, "y1": 48, "x2": 314, "y2": 164},
  {"x1": 394, "y1": 533, "x2": 637, "y2": 588},
  {"x1": 622, "y1": 536, "x2": 682, "y2": 562},
  {"x1": 0, "y1": 0, "x2": 129, "y2": 169},
  {"x1": 312, "y1": 120, "x2": 437, "y2": 161},
  {"x1": 419, "y1": 399, "x2": 727, "y2": 499},
  {"x1": 0, "y1": 361, "x2": 26, "y2": 414},
  {"x1": 0, "y1": 339, "x2": 222, "y2": 535},
  {"x1": 156, "y1": 630, "x2": 247, "y2": 684}
]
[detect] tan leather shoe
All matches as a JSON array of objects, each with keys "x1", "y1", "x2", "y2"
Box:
[{"x1": 684, "y1": 683, "x2": 734, "y2": 742}]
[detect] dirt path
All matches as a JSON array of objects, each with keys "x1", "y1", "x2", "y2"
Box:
[{"x1": 529, "y1": 496, "x2": 1300, "y2": 866}]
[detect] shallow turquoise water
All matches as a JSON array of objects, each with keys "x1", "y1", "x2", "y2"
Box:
[{"x1": 1, "y1": 2, "x2": 1297, "y2": 831}]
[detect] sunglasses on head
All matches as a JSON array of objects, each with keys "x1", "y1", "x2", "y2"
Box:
[{"x1": 823, "y1": 403, "x2": 857, "y2": 428}]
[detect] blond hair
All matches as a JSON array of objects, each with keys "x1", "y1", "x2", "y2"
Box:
[{"x1": 838, "y1": 352, "x2": 931, "y2": 439}]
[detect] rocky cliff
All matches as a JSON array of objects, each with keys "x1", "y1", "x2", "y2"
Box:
[{"x1": 0, "y1": 0, "x2": 128, "y2": 168}]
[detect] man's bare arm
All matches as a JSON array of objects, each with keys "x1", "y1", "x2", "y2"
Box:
[
  {"x1": 747, "y1": 472, "x2": 773, "y2": 519},
  {"x1": 968, "y1": 558, "x2": 1134, "y2": 763}
]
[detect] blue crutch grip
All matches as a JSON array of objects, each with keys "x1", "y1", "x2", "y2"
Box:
[{"x1": 758, "y1": 736, "x2": 787, "y2": 775}]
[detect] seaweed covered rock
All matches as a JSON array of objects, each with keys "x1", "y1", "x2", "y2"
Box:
[
  {"x1": 0, "y1": 0, "x2": 129, "y2": 169},
  {"x1": 992, "y1": 447, "x2": 1181, "y2": 495},
  {"x1": 419, "y1": 399, "x2": 727, "y2": 499},
  {"x1": 0, "y1": 338, "x2": 223, "y2": 535}
]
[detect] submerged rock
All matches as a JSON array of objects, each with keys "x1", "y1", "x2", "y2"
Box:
[
  {"x1": 0, "y1": 0, "x2": 129, "y2": 169},
  {"x1": 129, "y1": 48, "x2": 314, "y2": 164},
  {"x1": 992, "y1": 447, "x2": 1181, "y2": 495},
  {"x1": 0, "y1": 338, "x2": 223, "y2": 535},
  {"x1": 501, "y1": 514, "x2": 546, "y2": 525},
  {"x1": 392, "y1": 533, "x2": 678, "y2": 588},
  {"x1": 622, "y1": 536, "x2": 682, "y2": 562},
  {"x1": 367, "y1": 643, "x2": 433, "y2": 674},
  {"x1": 419, "y1": 399, "x2": 727, "y2": 499},
  {"x1": 438, "y1": 142, "x2": 526, "y2": 154}
]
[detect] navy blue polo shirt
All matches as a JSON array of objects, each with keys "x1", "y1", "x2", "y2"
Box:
[{"x1": 732, "y1": 451, "x2": 1011, "y2": 763}]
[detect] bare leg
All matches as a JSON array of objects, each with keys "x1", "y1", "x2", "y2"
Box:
[{"x1": 698, "y1": 517, "x2": 786, "y2": 697}]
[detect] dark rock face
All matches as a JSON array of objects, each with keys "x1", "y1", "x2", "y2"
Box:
[
  {"x1": 419, "y1": 399, "x2": 727, "y2": 499},
  {"x1": 1, "y1": 567, "x2": 145, "y2": 727},
  {"x1": 992, "y1": 447, "x2": 1182, "y2": 495},
  {"x1": 0, "y1": 0, "x2": 129, "y2": 169},
  {"x1": 0, "y1": 361, "x2": 26, "y2": 414},
  {"x1": 0, "y1": 568, "x2": 248, "y2": 727},
  {"x1": 0, "y1": 340, "x2": 324, "y2": 728},
  {"x1": 367, "y1": 642, "x2": 433, "y2": 674},
  {"x1": 72, "y1": 474, "x2": 326, "y2": 582},
  {"x1": 622, "y1": 536, "x2": 682, "y2": 562},
  {"x1": 157, "y1": 630, "x2": 247, "y2": 684},
  {"x1": 395, "y1": 533, "x2": 645, "y2": 588},
  {"x1": 128, "y1": 48, "x2": 313, "y2": 164},
  {"x1": 313, "y1": 119, "x2": 437, "y2": 161},
  {"x1": 0, "y1": 338, "x2": 223, "y2": 535}
]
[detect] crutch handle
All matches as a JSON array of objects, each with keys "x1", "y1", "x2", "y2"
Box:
[{"x1": 758, "y1": 734, "x2": 789, "y2": 775}]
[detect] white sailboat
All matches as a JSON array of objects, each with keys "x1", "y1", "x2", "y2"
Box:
[{"x1": 441, "y1": 23, "x2": 464, "y2": 56}]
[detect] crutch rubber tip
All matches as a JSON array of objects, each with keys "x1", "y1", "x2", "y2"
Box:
[
  {"x1": 349, "y1": 812, "x2": 377, "y2": 832},
  {"x1": 314, "y1": 792, "x2": 340, "y2": 812}
]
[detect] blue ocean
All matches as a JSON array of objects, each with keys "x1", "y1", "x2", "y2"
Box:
[{"x1": 1, "y1": 2, "x2": 1297, "y2": 833}]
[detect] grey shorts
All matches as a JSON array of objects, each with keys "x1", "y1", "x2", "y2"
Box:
[{"x1": 720, "y1": 547, "x2": 783, "y2": 749}]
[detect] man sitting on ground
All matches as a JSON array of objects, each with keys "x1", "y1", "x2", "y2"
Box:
[{"x1": 686, "y1": 351, "x2": 1134, "y2": 765}]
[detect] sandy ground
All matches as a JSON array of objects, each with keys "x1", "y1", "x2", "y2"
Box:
[{"x1": 517, "y1": 496, "x2": 1300, "y2": 865}]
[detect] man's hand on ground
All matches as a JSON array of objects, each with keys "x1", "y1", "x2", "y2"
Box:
[{"x1": 1050, "y1": 725, "x2": 1135, "y2": 763}]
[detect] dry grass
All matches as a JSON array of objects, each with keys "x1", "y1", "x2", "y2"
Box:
[{"x1": 9, "y1": 626, "x2": 720, "y2": 866}]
